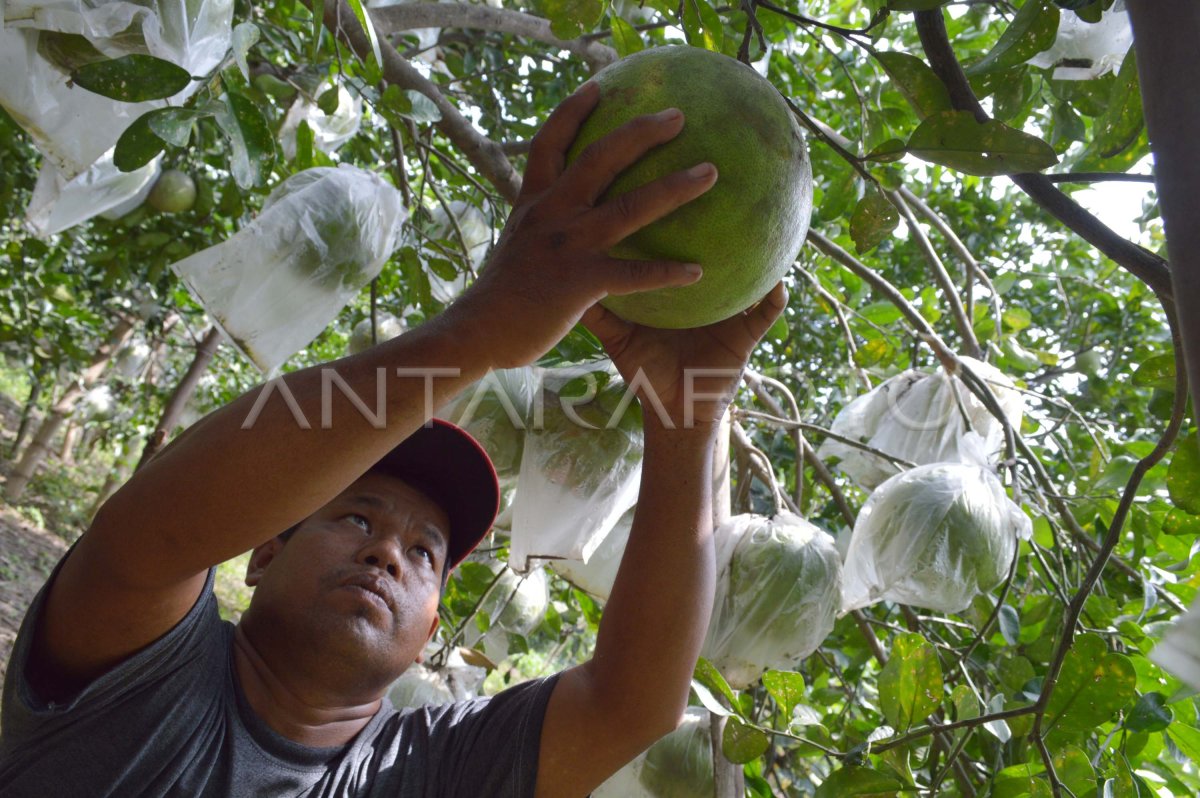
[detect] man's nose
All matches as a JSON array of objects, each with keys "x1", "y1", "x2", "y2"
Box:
[{"x1": 358, "y1": 537, "x2": 401, "y2": 578}]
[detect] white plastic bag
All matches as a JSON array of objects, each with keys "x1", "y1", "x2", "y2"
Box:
[
  {"x1": 171, "y1": 165, "x2": 406, "y2": 372},
  {"x1": 841, "y1": 463, "x2": 1032, "y2": 615},
  {"x1": 549, "y1": 506, "x2": 633, "y2": 600},
  {"x1": 25, "y1": 154, "x2": 160, "y2": 236},
  {"x1": 593, "y1": 707, "x2": 712, "y2": 798},
  {"x1": 1027, "y1": 6, "x2": 1132, "y2": 81},
  {"x1": 1, "y1": 0, "x2": 232, "y2": 179},
  {"x1": 702, "y1": 513, "x2": 843, "y2": 689},
  {"x1": 819, "y1": 356, "x2": 1024, "y2": 490},
  {"x1": 438, "y1": 367, "x2": 539, "y2": 485},
  {"x1": 462, "y1": 562, "x2": 548, "y2": 663},
  {"x1": 509, "y1": 363, "x2": 643, "y2": 572},
  {"x1": 1150, "y1": 593, "x2": 1200, "y2": 692},
  {"x1": 279, "y1": 83, "x2": 363, "y2": 158},
  {"x1": 386, "y1": 663, "x2": 455, "y2": 709}
]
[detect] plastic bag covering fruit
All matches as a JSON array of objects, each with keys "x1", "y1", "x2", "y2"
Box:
[
  {"x1": 1, "y1": 0, "x2": 233, "y2": 179},
  {"x1": 549, "y1": 506, "x2": 632, "y2": 600},
  {"x1": 1151, "y1": 592, "x2": 1200, "y2": 692},
  {"x1": 462, "y1": 562, "x2": 548, "y2": 663},
  {"x1": 346, "y1": 312, "x2": 405, "y2": 355},
  {"x1": 438, "y1": 367, "x2": 538, "y2": 484},
  {"x1": 423, "y1": 200, "x2": 493, "y2": 303},
  {"x1": 819, "y1": 356, "x2": 1025, "y2": 490},
  {"x1": 701, "y1": 513, "x2": 843, "y2": 689},
  {"x1": 386, "y1": 663, "x2": 455, "y2": 709},
  {"x1": 841, "y1": 463, "x2": 1032, "y2": 614},
  {"x1": 24, "y1": 153, "x2": 160, "y2": 237},
  {"x1": 279, "y1": 83, "x2": 363, "y2": 158},
  {"x1": 171, "y1": 165, "x2": 405, "y2": 372},
  {"x1": 1027, "y1": 6, "x2": 1132, "y2": 81},
  {"x1": 564, "y1": 45, "x2": 813, "y2": 329},
  {"x1": 509, "y1": 363, "x2": 643, "y2": 572},
  {"x1": 593, "y1": 708, "x2": 712, "y2": 798}
]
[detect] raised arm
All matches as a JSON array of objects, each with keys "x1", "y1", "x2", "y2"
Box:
[
  {"x1": 30, "y1": 82, "x2": 713, "y2": 695},
  {"x1": 536, "y1": 284, "x2": 787, "y2": 796}
]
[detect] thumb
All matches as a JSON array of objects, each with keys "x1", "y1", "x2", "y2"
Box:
[{"x1": 599, "y1": 259, "x2": 703, "y2": 297}]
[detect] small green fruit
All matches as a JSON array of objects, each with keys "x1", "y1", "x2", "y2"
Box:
[{"x1": 146, "y1": 169, "x2": 197, "y2": 214}]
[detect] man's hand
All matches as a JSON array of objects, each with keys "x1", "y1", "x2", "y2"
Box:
[
  {"x1": 582, "y1": 282, "x2": 789, "y2": 433},
  {"x1": 449, "y1": 81, "x2": 718, "y2": 370}
]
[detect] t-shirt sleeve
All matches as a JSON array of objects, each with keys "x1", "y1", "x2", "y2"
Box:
[
  {"x1": 382, "y1": 674, "x2": 560, "y2": 798},
  {"x1": 0, "y1": 549, "x2": 227, "y2": 794}
]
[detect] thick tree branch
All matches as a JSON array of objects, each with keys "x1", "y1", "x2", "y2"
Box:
[
  {"x1": 317, "y1": 0, "x2": 522, "y2": 203},
  {"x1": 370, "y1": 4, "x2": 617, "y2": 70},
  {"x1": 913, "y1": 10, "x2": 1174, "y2": 303}
]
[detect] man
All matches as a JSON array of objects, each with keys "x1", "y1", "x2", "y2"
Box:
[{"x1": 0, "y1": 81, "x2": 785, "y2": 796}]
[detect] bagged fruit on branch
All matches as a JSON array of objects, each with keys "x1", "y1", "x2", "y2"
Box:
[
  {"x1": 461, "y1": 560, "x2": 548, "y2": 664},
  {"x1": 279, "y1": 82, "x2": 363, "y2": 158},
  {"x1": 509, "y1": 363, "x2": 643, "y2": 572},
  {"x1": 25, "y1": 154, "x2": 160, "y2": 236},
  {"x1": 345, "y1": 312, "x2": 405, "y2": 356},
  {"x1": 701, "y1": 513, "x2": 842, "y2": 689},
  {"x1": 841, "y1": 462, "x2": 1032, "y2": 615},
  {"x1": 593, "y1": 708, "x2": 712, "y2": 798},
  {"x1": 386, "y1": 648, "x2": 485, "y2": 709},
  {"x1": 818, "y1": 356, "x2": 1024, "y2": 490},
  {"x1": 0, "y1": 0, "x2": 232, "y2": 179},
  {"x1": 171, "y1": 165, "x2": 405, "y2": 372},
  {"x1": 549, "y1": 506, "x2": 632, "y2": 601},
  {"x1": 1151, "y1": 592, "x2": 1200, "y2": 692},
  {"x1": 438, "y1": 367, "x2": 539, "y2": 485},
  {"x1": 1026, "y1": 5, "x2": 1132, "y2": 81}
]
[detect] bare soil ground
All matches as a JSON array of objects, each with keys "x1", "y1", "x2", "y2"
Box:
[{"x1": 0, "y1": 507, "x2": 67, "y2": 687}]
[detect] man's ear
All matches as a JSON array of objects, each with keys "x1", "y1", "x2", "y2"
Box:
[
  {"x1": 414, "y1": 616, "x2": 441, "y2": 664},
  {"x1": 245, "y1": 536, "x2": 286, "y2": 587}
]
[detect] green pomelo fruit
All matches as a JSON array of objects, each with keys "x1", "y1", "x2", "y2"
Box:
[
  {"x1": 147, "y1": 169, "x2": 197, "y2": 214},
  {"x1": 565, "y1": 46, "x2": 813, "y2": 329},
  {"x1": 347, "y1": 313, "x2": 405, "y2": 355}
]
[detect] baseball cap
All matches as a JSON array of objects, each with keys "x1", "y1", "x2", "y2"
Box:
[{"x1": 372, "y1": 418, "x2": 500, "y2": 570}]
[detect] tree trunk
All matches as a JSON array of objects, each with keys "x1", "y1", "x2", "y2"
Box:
[
  {"x1": 88, "y1": 436, "x2": 142, "y2": 521},
  {"x1": 1128, "y1": 2, "x2": 1200, "y2": 411},
  {"x1": 709, "y1": 412, "x2": 743, "y2": 798},
  {"x1": 135, "y1": 327, "x2": 222, "y2": 472},
  {"x1": 10, "y1": 365, "x2": 46, "y2": 459},
  {"x1": 4, "y1": 317, "x2": 134, "y2": 502},
  {"x1": 58, "y1": 421, "x2": 80, "y2": 463}
]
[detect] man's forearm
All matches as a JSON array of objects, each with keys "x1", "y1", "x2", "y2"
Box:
[
  {"x1": 588, "y1": 424, "x2": 718, "y2": 734},
  {"x1": 94, "y1": 311, "x2": 494, "y2": 583}
]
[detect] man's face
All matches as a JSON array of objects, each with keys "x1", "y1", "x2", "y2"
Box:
[{"x1": 241, "y1": 471, "x2": 450, "y2": 690}]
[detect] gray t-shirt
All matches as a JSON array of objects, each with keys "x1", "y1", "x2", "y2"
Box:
[{"x1": 0, "y1": 563, "x2": 558, "y2": 797}]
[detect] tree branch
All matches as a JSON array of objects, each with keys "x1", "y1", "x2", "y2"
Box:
[
  {"x1": 913, "y1": 9, "x2": 1174, "y2": 303},
  {"x1": 370, "y1": 3, "x2": 618, "y2": 70}
]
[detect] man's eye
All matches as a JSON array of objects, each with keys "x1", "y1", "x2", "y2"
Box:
[
  {"x1": 345, "y1": 514, "x2": 370, "y2": 532},
  {"x1": 412, "y1": 546, "x2": 433, "y2": 564}
]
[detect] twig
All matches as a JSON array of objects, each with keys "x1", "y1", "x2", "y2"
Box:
[{"x1": 1044, "y1": 172, "x2": 1156, "y2": 184}]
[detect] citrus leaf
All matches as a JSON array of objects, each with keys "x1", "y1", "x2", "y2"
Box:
[
  {"x1": 232, "y1": 22, "x2": 261, "y2": 82},
  {"x1": 146, "y1": 107, "x2": 208, "y2": 148},
  {"x1": 1052, "y1": 745, "x2": 1097, "y2": 798},
  {"x1": 1044, "y1": 633, "x2": 1136, "y2": 733},
  {"x1": 1167, "y1": 722, "x2": 1200, "y2": 765},
  {"x1": 1167, "y1": 440, "x2": 1200, "y2": 516},
  {"x1": 762, "y1": 670, "x2": 805, "y2": 719},
  {"x1": 722, "y1": 715, "x2": 770, "y2": 764},
  {"x1": 875, "y1": 51, "x2": 953, "y2": 119},
  {"x1": 966, "y1": 0, "x2": 1059, "y2": 77},
  {"x1": 1132, "y1": 352, "x2": 1177, "y2": 392},
  {"x1": 849, "y1": 189, "x2": 899, "y2": 253},
  {"x1": 682, "y1": 0, "x2": 724, "y2": 53},
  {"x1": 1164, "y1": 508, "x2": 1200, "y2": 536},
  {"x1": 295, "y1": 119, "x2": 315, "y2": 170},
  {"x1": 864, "y1": 138, "x2": 908, "y2": 162},
  {"x1": 879, "y1": 633, "x2": 943, "y2": 730},
  {"x1": 694, "y1": 657, "x2": 739, "y2": 709},
  {"x1": 543, "y1": 0, "x2": 606, "y2": 39},
  {"x1": 405, "y1": 90, "x2": 441, "y2": 124},
  {"x1": 214, "y1": 89, "x2": 276, "y2": 189},
  {"x1": 113, "y1": 112, "x2": 166, "y2": 172},
  {"x1": 609, "y1": 15, "x2": 644, "y2": 57},
  {"x1": 71, "y1": 54, "x2": 191, "y2": 102},
  {"x1": 1090, "y1": 50, "x2": 1143, "y2": 160},
  {"x1": 345, "y1": 0, "x2": 383, "y2": 70},
  {"x1": 814, "y1": 765, "x2": 905, "y2": 798},
  {"x1": 908, "y1": 110, "x2": 1058, "y2": 175},
  {"x1": 318, "y1": 86, "x2": 341, "y2": 115},
  {"x1": 1126, "y1": 692, "x2": 1173, "y2": 732}
]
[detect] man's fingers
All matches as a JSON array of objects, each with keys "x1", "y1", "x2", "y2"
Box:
[
  {"x1": 521, "y1": 82, "x2": 601, "y2": 199},
  {"x1": 588, "y1": 163, "x2": 717, "y2": 249},
  {"x1": 741, "y1": 281, "x2": 790, "y2": 343},
  {"x1": 580, "y1": 304, "x2": 634, "y2": 351},
  {"x1": 559, "y1": 109, "x2": 686, "y2": 208},
  {"x1": 598, "y1": 258, "x2": 703, "y2": 297}
]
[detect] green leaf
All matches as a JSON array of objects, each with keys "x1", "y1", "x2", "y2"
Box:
[
  {"x1": 1167, "y1": 440, "x2": 1200, "y2": 516},
  {"x1": 295, "y1": 119, "x2": 315, "y2": 170},
  {"x1": 71, "y1": 54, "x2": 191, "y2": 103},
  {"x1": 36, "y1": 31, "x2": 108, "y2": 72},
  {"x1": 232, "y1": 22, "x2": 261, "y2": 82},
  {"x1": 875, "y1": 51, "x2": 953, "y2": 119},
  {"x1": 888, "y1": 0, "x2": 951, "y2": 9},
  {"x1": 682, "y1": 0, "x2": 724, "y2": 52},
  {"x1": 762, "y1": 670, "x2": 805, "y2": 720},
  {"x1": 345, "y1": 0, "x2": 383, "y2": 70},
  {"x1": 113, "y1": 112, "x2": 166, "y2": 172},
  {"x1": 609, "y1": 15, "x2": 644, "y2": 57},
  {"x1": 542, "y1": 0, "x2": 606, "y2": 39},
  {"x1": 318, "y1": 86, "x2": 341, "y2": 115},
  {"x1": 694, "y1": 657, "x2": 739, "y2": 708},
  {"x1": 854, "y1": 337, "x2": 893, "y2": 368},
  {"x1": 1132, "y1": 352, "x2": 1177, "y2": 392},
  {"x1": 849, "y1": 189, "x2": 899, "y2": 254},
  {"x1": 1044, "y1": 633, "x2": 1137, "y2": 733},
  {"x1": 864, "y1": 138, "x2": 908, "y2": 162},
  {"x1": 879, "y1": 633, "x2": 943, "y2": 730},
  {"x1": 908, "y1": 110, "x2": 1058, "y2": 176},
  {"x1": 765, "y1": 314, "x2": 789, "y2": 342},
  {"x1": 999, "y1": 605, "x2": 1021, "y2": 645},
  {"x1": 1052, "y1": 745, "x2": 1096, "y2": 798},
  {"x1": 1090, "y1": 50, "x2": 1143, "y2": 159},
  {"x1": 966, "y1": 0, "x2": 1059, "y2": 77},
  {"x1": 405, "y1": 90, "x2": 442, "y2": 124},
  {"x1": 1164, "y1": 508, "x2": 1200, "y2": 536},
  {"x1": 214, "y1": 89, "x2": 276, "y2": 189},
  {"x1": 1126, "y1": 692, "x2": 1173, "y2": 732},
  {"x1": 1167, "y1": 722, "x2": 1200, "y2": 765},
  {"x1": 146, "y1": 107, "x2": 208, "y2": 148},
  {"x1": 379, "y1": 84, "x2": 413, "y2": 127},
  {"x1": 722, "y1": 716, "x2": 770, "y2": 764},
  {"x1": 814, "y1": 765, "x2": 905, "y2": 798}
]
